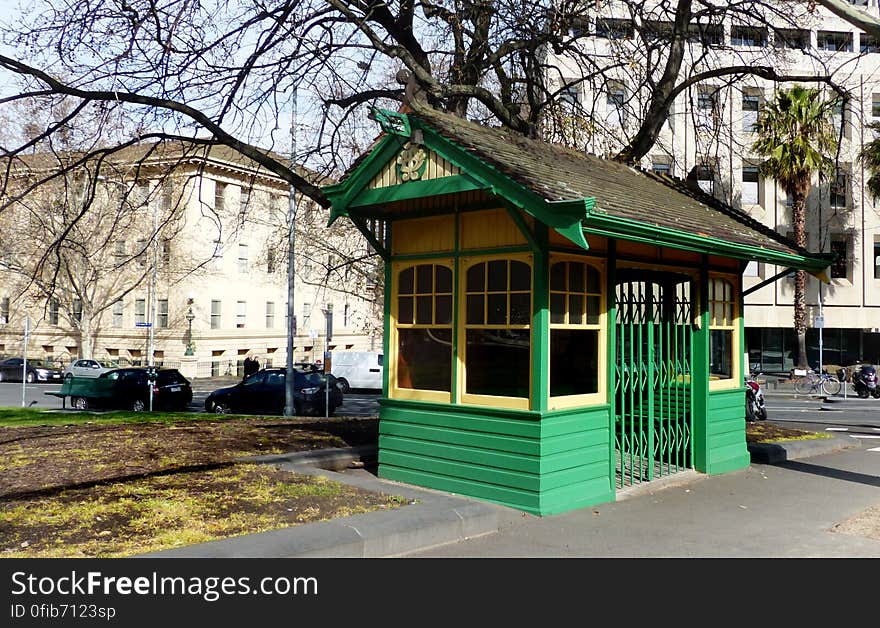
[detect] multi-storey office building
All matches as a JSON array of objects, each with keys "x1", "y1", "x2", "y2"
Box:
[
  {"x1": 545, "y1": 1, "x2": 880, "y2": 371},
  {"x1": 0, "y1": 142, "x2": 381, "y2": 376}
]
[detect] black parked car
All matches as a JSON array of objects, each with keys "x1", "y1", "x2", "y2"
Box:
[
  {"x1": 82, "y1": 367, "x2": 193, "y2": 411},
  {"x1": 0, "y1": 357, "x2": 64, "y2": 383},
  {"x1": 205, "y1": 368, "x2": 343, "y2": 416}
]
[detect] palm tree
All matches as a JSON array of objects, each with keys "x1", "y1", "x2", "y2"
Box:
[
  {"x1": 859, "y1": 122, "x2": 880, "y2": 198},
  {"x1": 752, "y1": 85, "x2": 838, "y2": 370}
]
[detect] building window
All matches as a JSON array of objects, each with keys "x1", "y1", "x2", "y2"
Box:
[
  {"x1": 236, "y1": 301, "x2": 246, "y2": 328},
  {"x1": 742, "y1": 92, "x2": 760, "y2": 132},
  {"x1": 559, "y1": 82, "x2": 579, "y2": 109},
  {"x1": 49, "y1": 298, "x2": 59, "y2": 325},
  {"x1": 463, "y1": 257, "x2": 531, "y2": 404},
  {"x1": 817, "y1": 31, "x2": 853, "y2": 52},
  {"x1": 549, "y1": 259, "x2": 602, "y2": 400},
  {"x1": 344, "y1": 303, "x2": 350, "y2": 327},
  {"x1": 709, "y1": 278, "x2": 736, "y2": 381},
  {"x1": 872, "y1": 94, "x2": 880, "y2": 120},
  {"x1": 652, "y1": 160, "x2": 671, "y2": 176},
  {"x1": 157, "y1": 299, "x2": 168, "y2": 328},
  {"x1": 237, "y1": 243, "x2": 248, "y2": 273},
  {"x1": 114, "y1": 240, "x2": 126, "y2": 267},
  {"x1": 239, "y1": 187, "x2": 251, "y2": 213},
  {"x1": 696, "y1": 88, "x2": 718, "y2": 129},
  {"x1": 742, "y1": 165, "x2": 761, "y2": 206},
  {"x1": 774, "y1": 28, "x2": 808, "y2": 50},
  {"x1": 266, "y1": 301, "x2": 275, "y2": 328},
  {"x1": 211, "y1": 300, "x2": 221, "y2": 329},
  {"x1": 215, "y1": 182, "x2": 226, "y2": 211},
  {"x1": 0, "y1": 297, "x2": 8, "y2": 324},
  {"x1": 830, "y1": 170, "x2": 848, "y2": 208},
  {"x1": 606, "y1": 81, "x2": 626, "y2": 128},
  {"x1": 731, "y1": 25, "x2": 767, "y2": 47},
  {"x1": 830, "y1": 237, "x2": 849, "y2": 279},
  {"x1": 302, "y1": 302, "x2": 311, "y2": 328},
  {"x1": 134, "y1": 299, "x2": 145, "y2": 325},
  {"x1": 136, "y1": 239, "x2": 148, "y2": 267},
  {"x1": 687, "y1": 23, "x2": 724, "y2": 46},
  {"x1": 831, "y1": 100, "x2": 850, "y2": 138},
  {"x1": 594, "y1": 17, "x2": 633, "y2": 39},
  {"x1": 112, "y1": 300, "x2": 123, "y2": 328},
  {"x1": 874, "y1": 238, "x2": 880, "y2": 279},
  {"x1": 161, "y1": 240, "x2": 171, "y2": 266},
  {"x1": 395, "y1": 263, "x2": 453, "y2": 395},
  {"x1": 861, "y1": 33, "x2": 879, "y2": 53}
]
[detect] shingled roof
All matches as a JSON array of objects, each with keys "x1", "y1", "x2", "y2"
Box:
[{"x1": 411, "y1": 106, "x2": 806, "y2": 259}]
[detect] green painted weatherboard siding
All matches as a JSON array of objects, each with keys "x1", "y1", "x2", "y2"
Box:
[
  {"x1": 379, "y1": 400, "x2": 613, "y2": 515},
  {"x1": 703, "y1": 388, "x2": 751, "y2": 475}
]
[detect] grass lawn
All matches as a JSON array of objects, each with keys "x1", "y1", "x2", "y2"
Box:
[{"x1": 0, "y1": 408, "x2": 403, "y2": 558}]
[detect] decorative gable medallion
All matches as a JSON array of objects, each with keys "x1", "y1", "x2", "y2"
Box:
[{"x1": 396, "y1": 142, "x2": 427, "y2": 182}]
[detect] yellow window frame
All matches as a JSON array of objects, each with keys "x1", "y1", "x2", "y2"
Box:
[
  {"x1": 458, "y1": 253, "x2": 533, "y2": 410},
  {"x1": 389, "y1": 259, "x2": 455, "y2": 403},
  {"x1": 708, "y1": 273, "x2": 740, "y2": 390},
  {"x1": 548, "y1": 255, "x2": 607, "y2": 410}
]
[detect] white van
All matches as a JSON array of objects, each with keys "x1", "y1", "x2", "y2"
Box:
[{"x1": 331, "y1": 351, "x2": 383, "y2": 392}]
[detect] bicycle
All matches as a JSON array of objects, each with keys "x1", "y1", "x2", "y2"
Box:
[{"x1": 793, "y1": 370, "x2": 842, "y2": 396}]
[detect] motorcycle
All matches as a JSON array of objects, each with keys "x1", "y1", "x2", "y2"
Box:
[
  {"x1": 745, "y1": 373, "x2": 766, "y2": 422},
  {"x1": 851, "y1": 364, "x2": 880, "y2": 399}
]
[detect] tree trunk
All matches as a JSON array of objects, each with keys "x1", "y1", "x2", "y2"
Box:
[
  {"x1": 791, "y1": 183, "x2": 809, "y2": 369},
  {"x1": 79, "y1": 314, "x2": 94, "y2": 360}
]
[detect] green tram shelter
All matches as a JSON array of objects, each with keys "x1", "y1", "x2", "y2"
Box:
[{"x1": 323, "y1": 106, "x2": 831, "y2": 515}]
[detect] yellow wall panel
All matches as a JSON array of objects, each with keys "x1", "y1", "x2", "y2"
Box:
[
  {"x1": 392, "y1": 215, "x2": 456, "y2": 254},
  {"x1": 460, "y1": 208, "x2": 528, "y2": 250}
]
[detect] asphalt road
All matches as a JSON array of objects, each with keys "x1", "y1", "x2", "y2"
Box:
[
  {"x1": 0, "y1": 381, "x2": 382, "y2": 417},
  {"x1": 2, "y1": 383, "x2": 877, "y2": 433}
]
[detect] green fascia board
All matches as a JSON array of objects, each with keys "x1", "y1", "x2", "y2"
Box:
[
  {"x1": 323, "y1": 134, "x2": 408, "y2": 222},
  {"x1": 348, "y1": 174, "x2": 486, "y2": 208},
  {"x1": 584, "y1": 213, "x2": 831, "y2": 272}
]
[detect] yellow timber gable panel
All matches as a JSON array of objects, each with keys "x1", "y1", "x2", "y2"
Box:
[
  {"x1": 368, "y1": 143, "x2": 462, "y2": 189},
  {"x1": 392, "y1": 215, "x2": 456, "y2": 255},
  {"x1": 460, "y1": 208, "x2": 529, "y2": 250}
]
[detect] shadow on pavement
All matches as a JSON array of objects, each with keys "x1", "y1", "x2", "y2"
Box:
[{"x1": 778, "y1": 459, "x2": 880, "y2": 488}]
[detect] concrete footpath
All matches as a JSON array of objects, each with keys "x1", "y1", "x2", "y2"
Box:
[{"x1": 140, "y1": 406, "x2": 880, "y2": 558}]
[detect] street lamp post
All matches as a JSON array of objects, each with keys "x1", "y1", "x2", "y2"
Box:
[{"x1": 184, "y1": 300, "x2": 195, "y2": 356}]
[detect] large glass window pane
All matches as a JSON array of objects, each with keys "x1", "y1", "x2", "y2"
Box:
[
  {"x1": 398, "y1": 329, "x2": 452, "y2": 392},
  {"x1": 551, "y1": 330, "x2": 599, "y2": 396},
  {"x1": 466, "y1": 329, "x2": 530, "y2": 398},
  {"x1": 710, "y1": 329, "x2": 733, "y2": 379}
]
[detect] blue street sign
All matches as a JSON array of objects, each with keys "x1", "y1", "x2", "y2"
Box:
[{"x1": 135, "y1": 322, "x2": 152, "y2": 328}]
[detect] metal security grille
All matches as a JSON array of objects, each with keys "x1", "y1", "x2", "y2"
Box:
[{"x1": 614, "y1": 273, "x2": 693, "y2": 488}]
